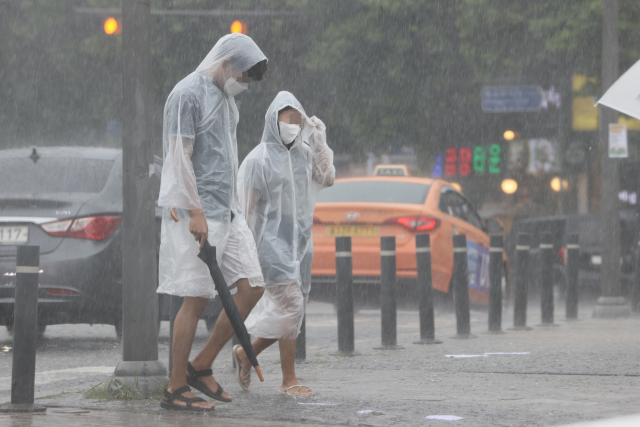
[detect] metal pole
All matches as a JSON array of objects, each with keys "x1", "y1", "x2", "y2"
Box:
[
  {"x1": 566, "y1": 234, "x2": 580, "y2": 319},
  {"x1": 451, "y1": 234, "x2": 475, "y2": 338},
  {"x1": 109, "y1": 0, "x2": 168, "y2": 398},
  {"x1": 594, "y1": 0, "x2": 629, "y2": 318},
  {"x1": 0, "y1": 246, "x2": 45, "y2": 413},
  {"x1": 414, "y1": 234, "x2": 441, "y2": 344},
  {"x1": 334, "y1": 237, "x2": 359, "y2": 355},
  {"x1": 295, "y1": 315, "x2": 306, "y2": 360},
  {"x1": 511, "y1": 233, "x2": 532, "y2": 330},
  {"x1": 538, "y1": 232, "x2": 558, "y2": 326},
  {"x1": 375, "y1": 236, "x2": 402, "y2": 349},
  {"x1": 488, "y1": 235, "x2": 505, "y2": 333}
]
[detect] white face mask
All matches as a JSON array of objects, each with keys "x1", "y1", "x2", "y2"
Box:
[
  {"x1": 279, "y1": 121, "x2": 302, "y2": 145},
  {"x1": 223, "y1": 77, "x2": 248, "y2": 97}
]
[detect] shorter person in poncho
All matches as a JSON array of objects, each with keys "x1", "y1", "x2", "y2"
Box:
[{"x1": 233, "y1": 91, "x2": 335, "y2": 395}]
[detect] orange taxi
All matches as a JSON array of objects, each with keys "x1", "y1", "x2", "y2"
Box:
[{"x1": 311, "y1": 176, "x2": 508, "y2": 305}]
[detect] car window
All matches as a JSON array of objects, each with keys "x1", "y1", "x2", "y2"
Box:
[
  {"x1": 0, "y1": 157, "x2": 114, "y2": 194},
  {"x1": 439, "y1": 189, "x2": 483, "y2": 229},
  {"x1": 317, "y1": 181, "x2": 430, "y2": 204}
]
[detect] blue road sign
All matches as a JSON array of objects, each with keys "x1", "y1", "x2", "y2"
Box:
[{"x1": 481, "y1": 86, "x2": 543, "y2": 113}]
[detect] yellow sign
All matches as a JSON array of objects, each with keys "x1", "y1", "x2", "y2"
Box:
[
  {"x1": 572, "y1": 75, "x2": 599, "y2": 131},
  {"x1": 572, "y1": 74, "x2": 640, "y2": 131},
  {"x1": 325, "y1": 225, "x2": 379, "y2": 237},
  {"x1": 618, "y1": 115, "x2": 640, "y2": 131}
]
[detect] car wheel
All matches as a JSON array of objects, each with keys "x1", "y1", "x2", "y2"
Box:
[
  {"x1": 205, "y1": 316, "x2": 218, "y2": 333},
  {"x1": 114, "y1": 318, "x2": 122, "y2": 340},
  {"x1": 6, "y1": 323, "x2": 46, "y2": 338}
]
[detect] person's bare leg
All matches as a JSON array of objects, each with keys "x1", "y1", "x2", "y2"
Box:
[
  {"x1": 167, "y1": 296, "x2": 214, "y2": 409},
  {"x1": 189, "y1": 279, "x2": 264, "y2": 398},
  {"x1": 279, "y1": 339, "x2": 312, "y2": 395},
  {"x1": 235, "y1": 337, "x2": 277, "y2": 388}
]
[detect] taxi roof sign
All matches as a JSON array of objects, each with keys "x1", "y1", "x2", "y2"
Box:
[{"x1": 373, "y1": 164, "x2": 411, "y2": 177}]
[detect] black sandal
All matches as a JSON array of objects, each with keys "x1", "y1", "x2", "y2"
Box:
[
  {"x1": 160, "y1": 385, "x2": 214, "y2": 412},
  {"x1": 187, "y1": 361, "x2": 232, "y2": 402}
]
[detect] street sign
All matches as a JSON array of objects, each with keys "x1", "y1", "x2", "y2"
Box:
[{"x1": 481, "y1": 86, "x2": 543, "y2": 113}]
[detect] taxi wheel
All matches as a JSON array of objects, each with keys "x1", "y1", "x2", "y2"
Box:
[
  {"x1": 332, "y1": 302, "x2": 362, "y2": 315},
  {"x1": 501, "y1": 263, "x2": 510, "y2": 308}
]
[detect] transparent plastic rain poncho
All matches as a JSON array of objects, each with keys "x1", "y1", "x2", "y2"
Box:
[
  {"x1": 240, "y1": 91, "x2": 335, "y2": 339},
  {"x1": 157, "y1": 34, "x2": 267, "y2": 298}
]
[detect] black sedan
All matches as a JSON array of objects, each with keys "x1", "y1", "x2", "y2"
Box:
[{"x1": 0, "y1": 146, "x2": 221, "y2": 338}]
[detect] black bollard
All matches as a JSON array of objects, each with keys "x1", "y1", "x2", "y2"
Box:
[
  {"x1": 451, "y1": 234, "x2": 475, "y2": 338},
  {"x1": 0, "y1": 246, "x2": 46, "y2": 413},
  {"x1": 374, "y1": 236, "x2": 403, "y2": 349},
  {"x1": 413, "y1": 234, "x2": 442, "y2": 344},
  {"x1": 334, "y1": 237, "x2": 359, "y2": 355},
  {"x1": 566, "y1": 234, "x2": 580, "y2": 319},
  {"x1": 168, "y1": 295, "x2": 183, "y2": 376},
  {"x1": 488, "y1": 235, "x2": 505, "y2": 334},
  {"x1": 538, "y1": 232, "x2": 558, "y2": 326},
  {"x1": 295, "y1": 315, "x2": 306, "y2": 360},
  {"x1": 511, "y1": 233, "x2": 532, "y2": 330}
]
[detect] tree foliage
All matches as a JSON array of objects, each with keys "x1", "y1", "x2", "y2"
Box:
[{"x1": 1, "y1": 0, "x2": 639, "y2": 163}]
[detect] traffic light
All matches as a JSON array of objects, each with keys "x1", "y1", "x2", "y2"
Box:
[
  {"x1": 230, "y1": 20, "x2": 248, "y2": 35},
  {"x1": 104, "y1": 17, "x2": 121, "y2": 35}
]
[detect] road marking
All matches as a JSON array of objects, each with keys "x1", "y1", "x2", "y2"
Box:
[
  {"x1": 539, "y1": 244, "x2": 553, "y2": 249},
  {"x1": 416, "y1": 247, "x2": 430, "y2": 253},
  {"x1": 516, "y1": 245, "x2": 530, "y2": 250},
  {"x1": 380, "y1": 250, "x2": 396, "y2": 256},
  {"x1": 0, "y1": 366, "x2": 114, "y2": 391}
]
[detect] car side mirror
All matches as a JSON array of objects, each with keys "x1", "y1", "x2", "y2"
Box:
[{"x1": 485, "y1": 218, "x2": 504, "y2": 234}]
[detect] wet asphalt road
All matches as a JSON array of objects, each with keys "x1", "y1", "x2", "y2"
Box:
[{"x1": 1, "y1": 299, "x2": 640, "y2": 426}]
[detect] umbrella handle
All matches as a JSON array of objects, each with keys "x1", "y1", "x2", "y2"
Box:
[
  {"x1": 255, "y1": 365, "x2": 264, "y2": 382},
  {"x1": 170, "y1": 207, "x2": 179, "y2": 222}
]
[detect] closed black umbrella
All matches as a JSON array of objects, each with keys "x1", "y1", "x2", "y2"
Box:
[{"x1": 197, "y1": 239, "x2": 264, "y2": 382}]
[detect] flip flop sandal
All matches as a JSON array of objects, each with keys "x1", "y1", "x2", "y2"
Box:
[
  {"x1": 279, "y1": 385, "x2": 313, "y2": 396},
  {"x1": 160, "y1": 385, "x2": 214, "y2": 412},
  {"x1": 232, "y1": 344, "x2": 251, "y2": 390},
  {"x1": 186, "y1": 361, "x2": 232, "y2": 403}
]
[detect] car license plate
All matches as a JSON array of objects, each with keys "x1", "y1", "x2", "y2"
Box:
[
  {"x1": 325, "y1": 225, "x2": 379, "y2": 237},
  {"x1": 0, "y1": 226, "x2": 29, "y2": 245}
]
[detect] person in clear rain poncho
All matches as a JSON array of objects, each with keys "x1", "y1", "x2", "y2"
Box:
[
  {"x1": 232, "y1": 91, "x2": 335, "y2": 396},
  {"x1": 157, "y1": 33, "x2": 268, "y2": 411}
]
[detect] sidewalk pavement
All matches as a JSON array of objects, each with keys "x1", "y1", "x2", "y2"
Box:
[{"x1": 1, "y1": 301, "x2": 640, "y2": 426}]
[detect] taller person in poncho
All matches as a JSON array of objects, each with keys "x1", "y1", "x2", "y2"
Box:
[
  {"x1": 157, "y1": 34, "x2": 268, "y2": 411},
  {"x1": 233, "y1": 91, "x2": 335, "y2": 395}
]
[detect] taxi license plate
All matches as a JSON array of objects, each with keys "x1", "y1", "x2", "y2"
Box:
[
  {"x1": 325, "y1": 225, "x2": 379, "y2": 237},
  {"x1": 0, "y1": 226, "x2": 29, "y2": 245}
]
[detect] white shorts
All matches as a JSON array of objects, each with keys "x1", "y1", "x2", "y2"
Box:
[{"x1": 157, "y1": 210, "x2": 264, "y2": 299}]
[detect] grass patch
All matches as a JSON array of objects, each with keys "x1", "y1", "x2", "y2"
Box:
[{"x1": 84, "y1": 376, "x2": 169, "y2": 401}]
